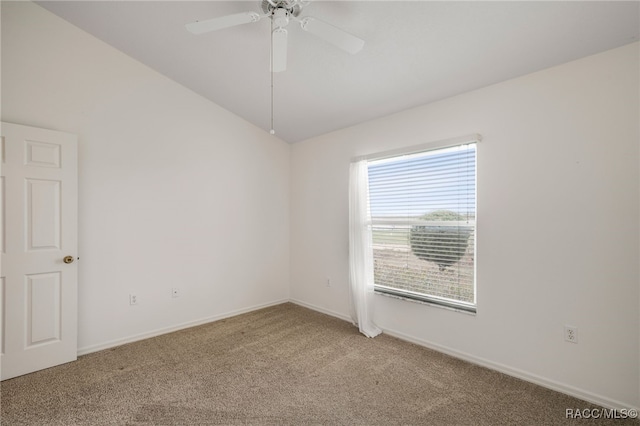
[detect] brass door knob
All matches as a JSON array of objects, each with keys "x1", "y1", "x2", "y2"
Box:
[{"x1": 63, "y1": 256, "x2": 75, "y2": 264}]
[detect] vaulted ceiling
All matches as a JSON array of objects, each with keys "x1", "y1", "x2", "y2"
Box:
[{"x1": 37, "y1": 1, "x2": 640, "y2": 143}]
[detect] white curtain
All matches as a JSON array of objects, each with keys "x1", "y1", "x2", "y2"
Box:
[{"x1": 348, "y1": 160, "x2": 382, "y2": 338}]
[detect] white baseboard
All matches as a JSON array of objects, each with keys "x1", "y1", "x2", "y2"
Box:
[
  {"x1": 380, "y1": 326, "x2": 638, "y2": 412},
  {"x1": 288, "y1": 298, "x2": 352, "y2": 322},
  {"x1": 77, "y1": 298, "x2": 289, "y2": 356}
]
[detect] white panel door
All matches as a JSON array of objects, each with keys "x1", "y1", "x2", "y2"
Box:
[{"x1": 1, "y1": 122, "x2": 78, "y2": 380}]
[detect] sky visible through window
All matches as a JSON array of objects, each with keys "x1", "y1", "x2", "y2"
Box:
[{"x1": 367, "y1": 144, "x2": 476, "y2": 220}]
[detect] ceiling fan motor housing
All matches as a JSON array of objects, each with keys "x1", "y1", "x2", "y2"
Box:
[
  {"x1": 262, "y1": 0, "x2": 303, "y2": 18},
  {"x1": 272, "y1": 9, "x2": 289, "y2": 28}
]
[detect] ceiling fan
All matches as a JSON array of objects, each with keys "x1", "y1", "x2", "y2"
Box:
[{"x1": 186, "y1": 0, "x2": 365, "y2": 72}]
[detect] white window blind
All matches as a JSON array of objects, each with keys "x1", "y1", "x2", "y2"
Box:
[{"x1": 367, "y1": 143, "x2": 477, "y2": 311}]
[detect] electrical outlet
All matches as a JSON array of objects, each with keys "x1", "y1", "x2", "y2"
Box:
[
  {"x1": 564, "y1": 325, "x2": 578, "y2": 343},
  {"x1": 326, "y1": 278, "x2": 331, "y2": 287},
  {"x1": 172, "y1": 288, "x2": 180, "y2": 298},
  {"x1": 129, "y1": 293, "x2": 138, "y2": 305}
]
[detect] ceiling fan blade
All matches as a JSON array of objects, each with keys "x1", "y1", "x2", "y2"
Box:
[
  {"x1": 271, "y1": 28, "x2": 288, "y2": 72},
  {"x1": 299, "y1": 17, "x2": 364, "y2": 54},
  {"x1": 186, "y1": 12, "x2": 261, "y2": 35}
]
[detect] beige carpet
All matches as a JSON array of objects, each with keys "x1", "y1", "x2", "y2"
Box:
[{"x1": 1, "y1": 303, "x2": 635, "y2": 425}]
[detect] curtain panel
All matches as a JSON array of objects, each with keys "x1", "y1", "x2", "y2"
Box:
[{"x1": 348, "y1": 160, "x2": 382, "y2": 338}]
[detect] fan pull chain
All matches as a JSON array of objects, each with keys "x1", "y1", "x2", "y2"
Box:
[{"x1": 270, "y1": 15, "x2": 275, "y2": 135}]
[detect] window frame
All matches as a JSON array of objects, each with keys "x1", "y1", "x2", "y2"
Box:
[{"x1": 357, "y1": 134, "x2": 480, "y2": 314}]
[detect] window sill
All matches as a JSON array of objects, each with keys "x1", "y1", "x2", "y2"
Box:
[{"x1": 374, "y1": 287, "x2": 477, "y2": 315}]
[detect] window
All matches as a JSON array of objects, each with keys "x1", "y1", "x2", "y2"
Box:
[{"x1": 366, "y1": 142, "x2": 477, "y2": 312}]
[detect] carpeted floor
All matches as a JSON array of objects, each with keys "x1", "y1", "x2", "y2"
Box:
[{"x1": 1, "y1": 303, "x2": 636, "y2": 425}]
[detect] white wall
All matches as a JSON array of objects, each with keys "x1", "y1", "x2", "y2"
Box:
[
  {"x1": 291, "y1": 43, "x2": 640, "y2": 408},
  {"x1": 1, "y1": 2, "x2": 290, "y2": 352}
]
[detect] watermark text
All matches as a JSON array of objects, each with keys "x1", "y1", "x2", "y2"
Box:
[{"x1": 566, "y1": 408, "x2": 638, "y2": 420}]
